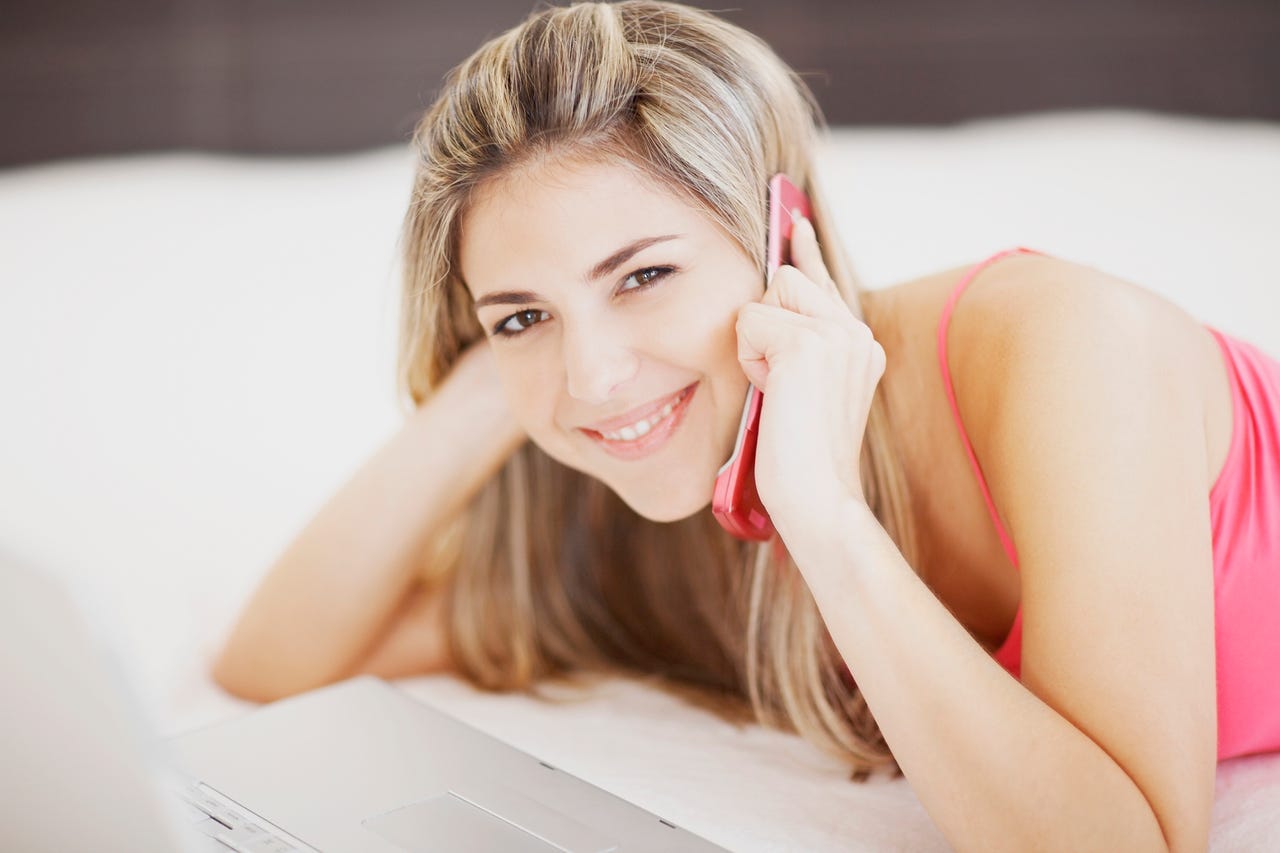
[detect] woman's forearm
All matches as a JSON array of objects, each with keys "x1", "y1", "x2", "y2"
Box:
[
  {"x1": 801, "y1": 501, "x2": 1168, "y2": 853},
  {"x1": 211, "y1": 344, "x2": 525, "y2": 702}
]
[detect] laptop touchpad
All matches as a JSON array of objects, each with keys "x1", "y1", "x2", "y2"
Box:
[{"x1": 364, "y1": 792, "x2": 558, "y2": 852}]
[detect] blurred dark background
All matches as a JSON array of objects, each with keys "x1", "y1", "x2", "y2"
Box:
[{"x1": 3, "y1": 0, "x2": 1278, "y2": 169}]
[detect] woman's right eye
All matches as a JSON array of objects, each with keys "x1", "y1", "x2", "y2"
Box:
[{"x1": 493, "y1": 308, "x2": 548, "y2": 338}]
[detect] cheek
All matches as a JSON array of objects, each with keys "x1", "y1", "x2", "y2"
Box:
[
  {"x1": 659, "y1": 276, "x2": 747, "y2": 353},
  {"x1": 679, "y1": 291, "x2": 749, "y2": 371}
]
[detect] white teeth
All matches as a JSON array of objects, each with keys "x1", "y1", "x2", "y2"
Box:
[{"x1": 599, "y1": 389, "x2": 687, "y2": 442}]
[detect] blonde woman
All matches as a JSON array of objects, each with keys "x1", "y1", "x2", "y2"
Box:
[{"x1": 212, "y1": 2, "x2": 1280, "y2": 849}]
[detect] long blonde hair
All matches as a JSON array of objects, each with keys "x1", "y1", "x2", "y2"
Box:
[{"x1": 397, "y1": 0, "x2": 918, "y2": 782}]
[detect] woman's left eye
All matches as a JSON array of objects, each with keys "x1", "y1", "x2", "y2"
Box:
[{"x1": 621, "y1": 266, "x2": 675, "y2": 293}]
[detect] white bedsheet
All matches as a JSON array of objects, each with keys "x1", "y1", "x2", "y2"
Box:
[{"x1": 2, "y1": 109, "x2": 1278, "y2": 851}]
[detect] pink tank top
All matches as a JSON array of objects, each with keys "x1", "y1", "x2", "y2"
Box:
[{"x1": 939, "y1": 247, "x2": 1280, "y2": 762}]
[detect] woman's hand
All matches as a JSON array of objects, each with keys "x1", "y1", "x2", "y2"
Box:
[
  {"x1": 734, "y1": 216, "x2": 885, "y2": 557},
  {"x1": 439, "y1": 338, "x2": 528, "y2": 461}
]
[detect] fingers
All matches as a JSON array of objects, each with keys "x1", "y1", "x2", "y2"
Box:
[
  {"x1": 753, "y1": 211, "x2": 861, "y2": 349},
  {"x1": 764, "y1": 264, "x2": 837, "y2": 319},
  {"x1": 763, "y1": 213, "x2": 848, "y2": 325},
  {"x1": 736, "y1": 301, "x2": 824, "y2": 391},
  {"x1": 788, "y1": 215, "x2": 839, "y2": 297}
]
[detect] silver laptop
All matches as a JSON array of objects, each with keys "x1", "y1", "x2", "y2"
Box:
[{"x1": 0, "y1": 548, "x2": 729, "y2": 852}]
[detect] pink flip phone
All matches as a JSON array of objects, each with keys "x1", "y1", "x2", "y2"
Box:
[{"x1": 712, "y1": 173, "x2": 812, "y2": 541}]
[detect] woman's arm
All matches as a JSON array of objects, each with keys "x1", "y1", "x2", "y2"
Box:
[
  {"x1": 794, "y1": 273, "x2": 1215, "y2": 853},
  {"x1": 342, "y1": 576, "x2": 454, "y2": 680},
  {"x1": 211, "y1": 342, "x2": 525, "y2": 702}
]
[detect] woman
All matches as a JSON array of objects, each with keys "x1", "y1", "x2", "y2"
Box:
[{"x1": 212, "y1": 2, "x2": 1280, "y2": 849}]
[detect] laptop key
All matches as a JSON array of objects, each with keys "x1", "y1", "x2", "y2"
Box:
[
  {"x1": 191, "y1": 817, "x2": 233, "y2": 838},
  {"x1": 214, "y1": 823, "x2": 267, "y2": 848},
  {"x1": 172, "y1": 781, "x2": 311, "y2": 851},
  {"x1": 179, "y1": 800, "x2": 217, "y2": 824}
]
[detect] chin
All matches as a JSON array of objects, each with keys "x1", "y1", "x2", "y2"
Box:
[
  {"x1": 624, "y1": 492, "x2": 709, "y2": 524},
  {"x1": 607, "y1": 471, "x2": 713, "y2": 523}
]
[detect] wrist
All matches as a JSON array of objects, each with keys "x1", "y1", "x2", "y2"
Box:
[
  {"x1": 783, "y1": 497, "x2": 884, "y2": 599},
  {"x1": 416, "y1": 346, "x2": 526, "y2": 466}
]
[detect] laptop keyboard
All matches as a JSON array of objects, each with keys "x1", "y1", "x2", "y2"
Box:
[{"x1": 172, "y1": 780, "x2": 317, "y2": 852}]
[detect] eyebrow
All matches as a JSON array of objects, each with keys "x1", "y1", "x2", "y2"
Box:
[{"x1": 472, "y1": 234, "x2": 683, "y2": 310}]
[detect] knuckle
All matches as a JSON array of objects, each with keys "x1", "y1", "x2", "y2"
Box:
[
  {"x1": 773, "y1": 264, "x2": 800, "y2": 285},
  {"x1": 777, "y1": 273, "x2": 802, "y2": 299}
]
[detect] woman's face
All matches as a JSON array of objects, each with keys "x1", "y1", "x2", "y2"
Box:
[{"x1": 459, "y1": 159, "x2": 762, "y2": 522}]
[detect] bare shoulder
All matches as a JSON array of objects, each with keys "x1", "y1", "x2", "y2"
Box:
[
  {"x1": 946, "y1": 253, "x2": 1197, "y2": 372},
  {"x1": 940, "y1": 251, "x2": 1232, "y2": 493},
  {"x1": 863, "y1": 251, "x2": 1232, "y2": 629}
]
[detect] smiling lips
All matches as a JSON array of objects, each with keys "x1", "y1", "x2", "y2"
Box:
[
  {"x1": 580, "y1": 382, "x2": 698, "y2": 459},
  {"x1": 582, "y1": 383, "x2": 695, "y2": 436}
]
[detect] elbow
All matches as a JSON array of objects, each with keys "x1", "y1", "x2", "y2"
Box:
[
  {"x1": 208, "y1": 644, "x2": 315, "y2": 705},
  {"x1": 208, "y1": 652, "x2": 275, "y2": 704},
  {"x1": 209, "y1": 634, "x2": 368, "y2": 704}
]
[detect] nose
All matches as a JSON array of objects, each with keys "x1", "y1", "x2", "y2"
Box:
[{"x1": 562, "y1": 318, "x2": 639, "y2": 405}]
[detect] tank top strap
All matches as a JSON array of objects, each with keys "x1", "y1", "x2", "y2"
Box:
[{"x1": 936, "y1": 246, "x2": 1048, "y2": 570}]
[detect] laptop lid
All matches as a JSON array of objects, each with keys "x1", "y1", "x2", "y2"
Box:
[{"x1": 0, "y1": 546, "x2": 207, "y2": 853}]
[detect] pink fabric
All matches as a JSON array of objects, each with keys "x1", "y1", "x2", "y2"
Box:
[
  {"x1": 1203, "y1": 327, "x2": 1280, "y2": 759},
  {"x1": 935, "y1": 248, "x2": 1043, "y2": 681},
  {"x1": 938, "y1": 248, "x2": 1280, "y2": 762}
]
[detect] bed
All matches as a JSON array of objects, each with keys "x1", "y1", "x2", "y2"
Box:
[{"x1": 1, "y1": 108, "x2": 1278, "y2": 851}]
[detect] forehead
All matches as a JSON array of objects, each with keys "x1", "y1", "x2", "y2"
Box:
[{"x1": 458, "y1": 160, "x2": 708, "y2": 296}]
